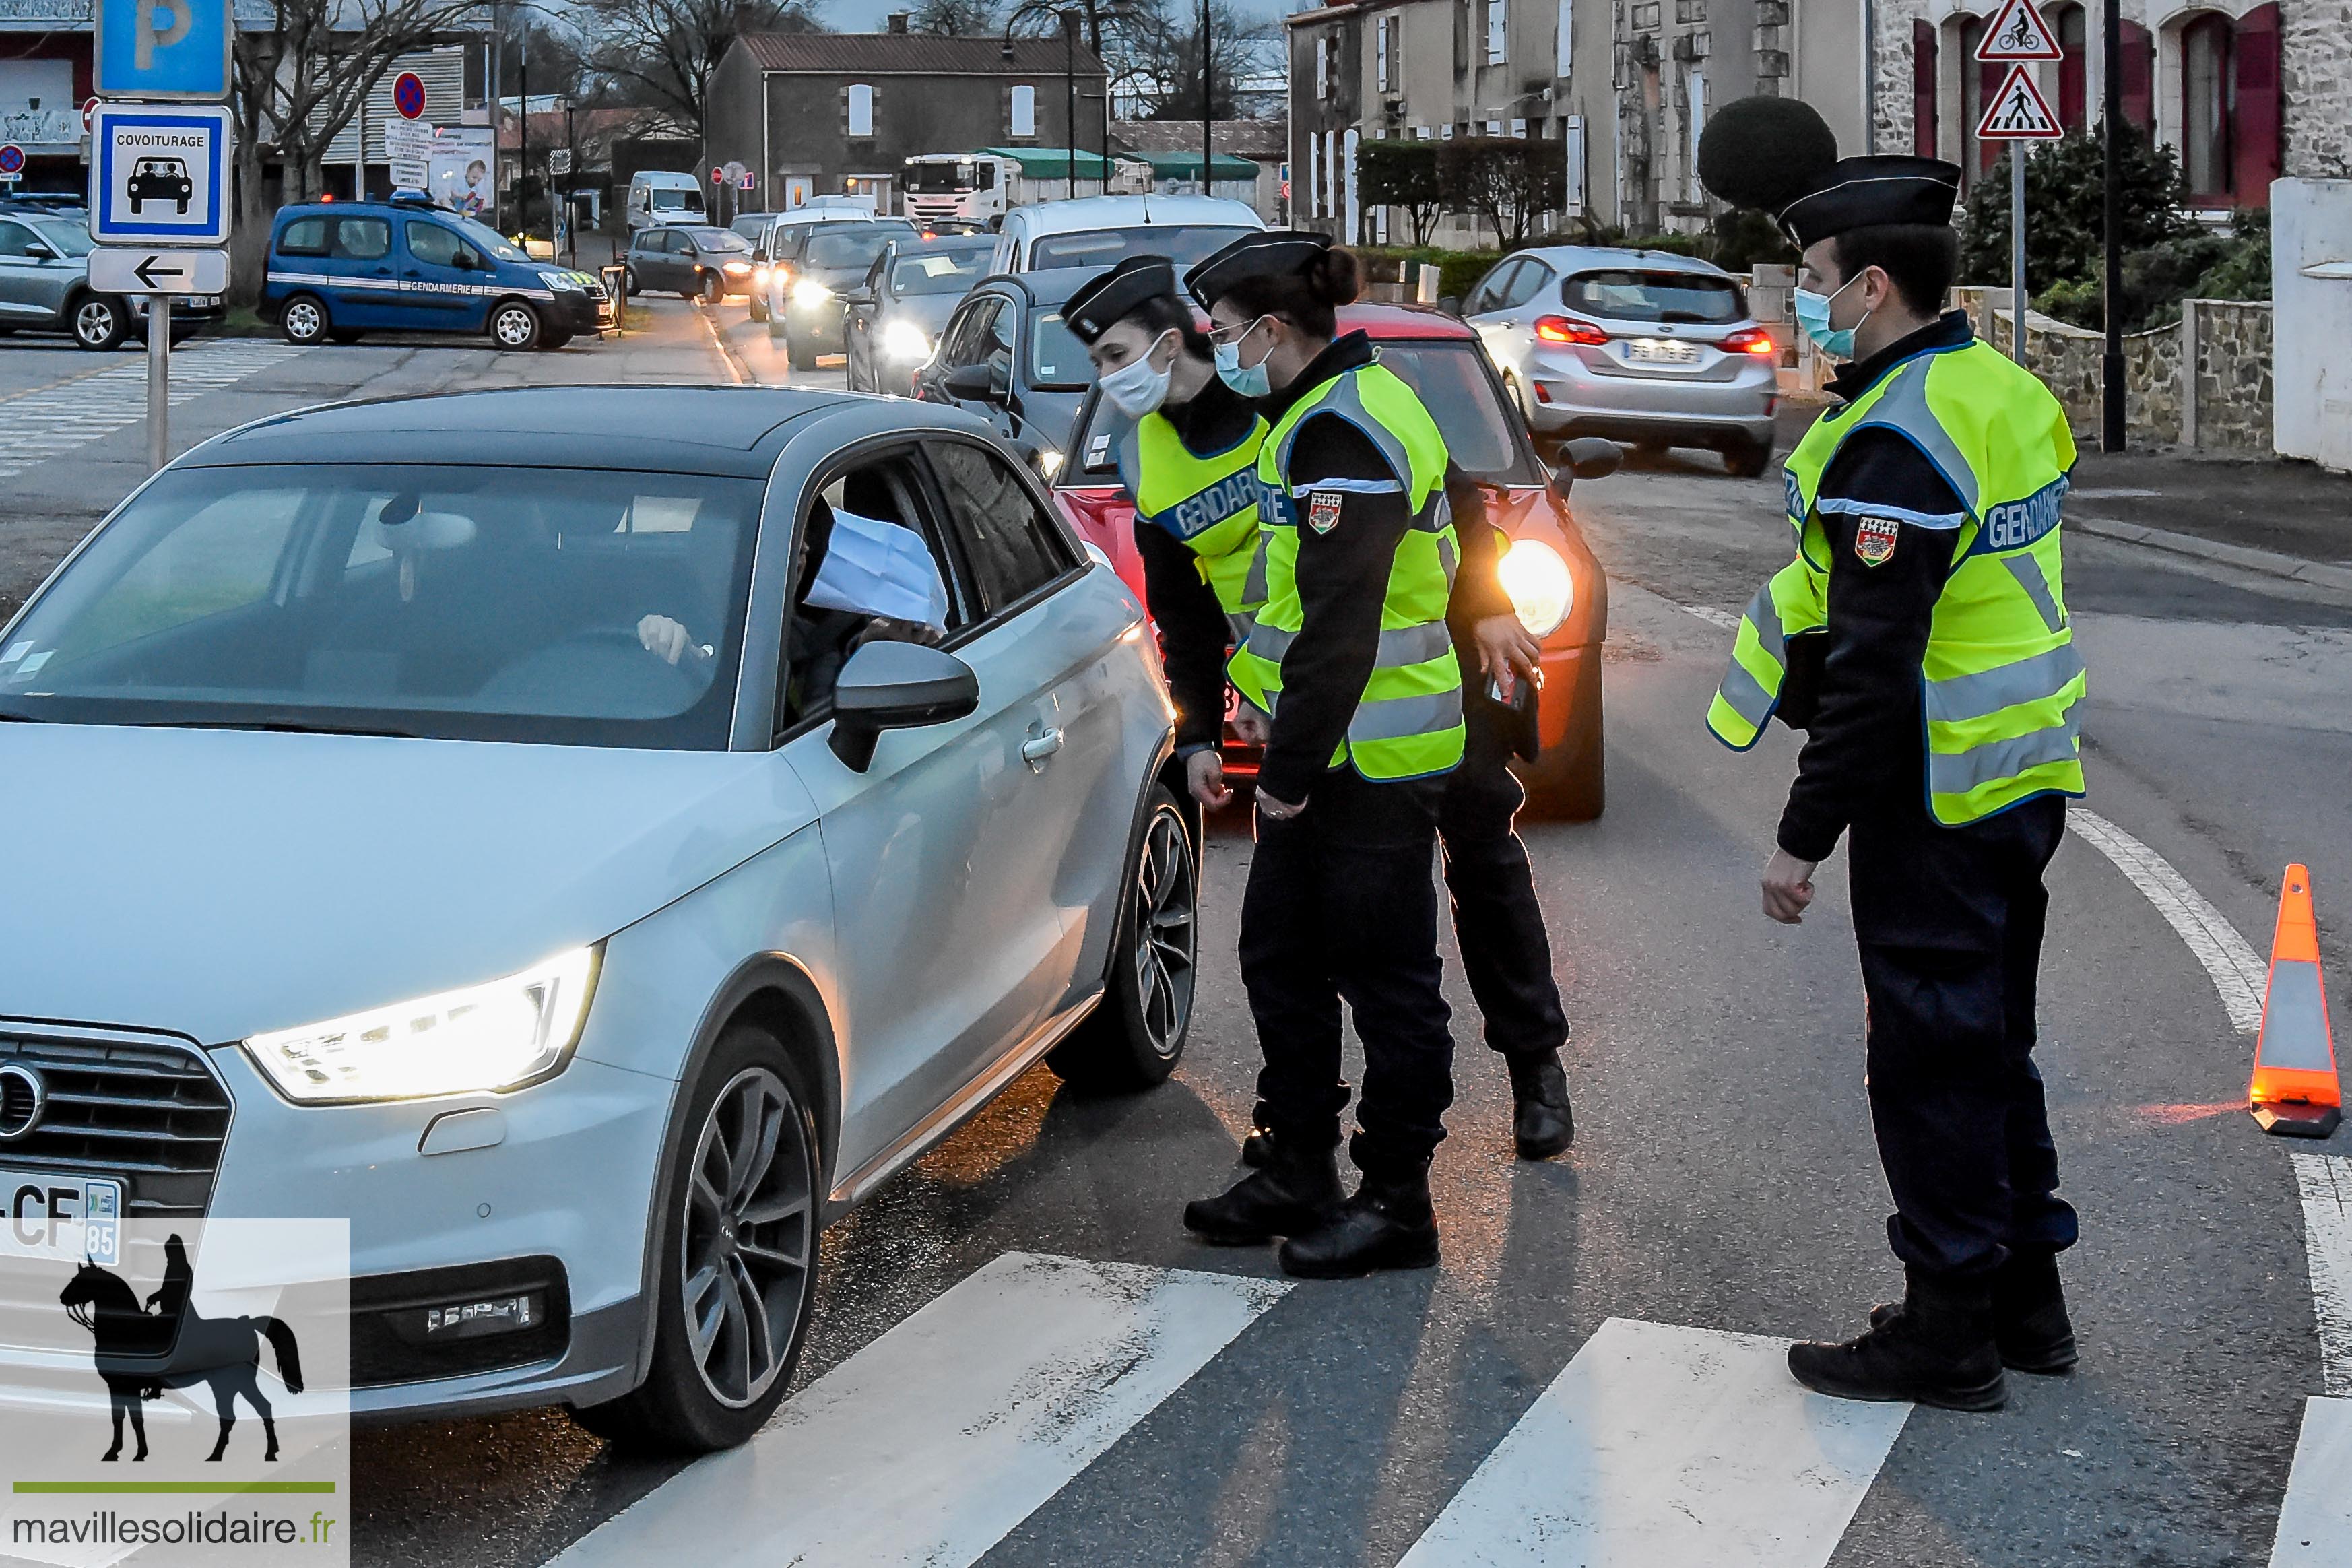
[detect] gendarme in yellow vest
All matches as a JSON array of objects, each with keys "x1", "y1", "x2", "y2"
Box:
[
  {"x1": 1707, "y1": 337, "x2": 2087, "y2": 826},
  {"x1": 1112, "y1": 408, "x2": 1269, "y2": 645},
  {"x1": 1227, "y1": 361, "x2": 1466, "y2": 782}
]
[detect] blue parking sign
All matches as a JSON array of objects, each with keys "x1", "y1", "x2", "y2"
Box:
[
  {"x1": 95, "y1": 0, "x2": 233, "y2": 101},
  {"x1": 89, "y1": 102, "x2": 232, "y2": 244}
]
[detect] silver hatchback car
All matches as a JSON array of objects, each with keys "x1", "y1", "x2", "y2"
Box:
[{"x1": 1464, "y1": 246, "x2": 1780, "y2": 477}]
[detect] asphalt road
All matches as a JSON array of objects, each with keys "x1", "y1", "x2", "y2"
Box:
[{"x1": 0, "y1": 300, "x2": 2345, "y2": 1567}]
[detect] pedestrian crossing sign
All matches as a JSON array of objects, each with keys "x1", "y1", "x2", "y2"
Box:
[
  {"x1": 1975, "y1": 64, "x2": 2065, "y2": 140},
  {"x1": 1975, "y1": 0, "x2": 2064, "y2": 62}
]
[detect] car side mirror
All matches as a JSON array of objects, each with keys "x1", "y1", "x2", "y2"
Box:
[
  {"x1": 24, "y1": 242, "x2": 55, "y2": 262},
  {"x1": 843, "y1": 287, "x2": 874, "y2": 306},
  {"x1": 828, "y1": 641, "x2": 979, "y2": 771},
  {"x1": 940, "y1": 361, "x2": 1001, "y2": 403},
  {"x1": 1547, "y1": 437, "x2": 1622, "y2": 502}
]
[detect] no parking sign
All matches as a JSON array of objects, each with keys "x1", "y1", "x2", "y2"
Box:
[{"x1": 393, "y1": 70, "x2": 426, "y2": 121}]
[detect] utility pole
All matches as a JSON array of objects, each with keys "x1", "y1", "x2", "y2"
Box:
[
  {"x1": 1064, "y1": 11, "x2": 1076, "y2": 201},
  {"x1": 1200, "y1": 0, "x2": 1212, "y2": 197},
  {"x1": 518, "y1": 31, "x2": 529, "y2": 240},
  {"x1": 2100, "y1": 0, "x2": 2124, "y2": 451}
]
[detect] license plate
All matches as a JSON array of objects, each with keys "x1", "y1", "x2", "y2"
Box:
[
  {"x1": 0, "y1": 1173, "x2": 124, "y2": 1266},
  {"x1": 1626, "y1": 337, "x2": 1698, "y2": 364}
]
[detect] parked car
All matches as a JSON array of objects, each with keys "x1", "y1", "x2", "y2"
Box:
[
  {"x1": 265, "y1": 199, "x2": 612, "y2": 350},
  {"x1": 623, "y1": 224, "x2": 758, "y2": 304},
  {"x1": 625, "y1": 170, "x2": 707, "y2": 232},
  {"x1": 912, "y1": 268, "x2": 1097, "y2": 478},
  {"x1": 844, "y1": 236, "x2": 993, "y2": 396},
  {"x1": 0, "y1": 208, "x2": 217, "y2": 350},
  {"x1": 766, "y1": 220, "x2": 919, "y2": 370},
  {"x1": 1462, "y1": 245, "x2": 1781, "y2": 476},
  {"x1": 744, "y1": 210, "x2": 910, "y2": 325},
  {"x1": 987, "y1": 194, "x2": 1262, "y2": 275},
  {"x1": 1055, "y1": 302, "x2": 1615, "y2": 819},
  {"x1": 0, "y1": 385, "x2": 1198, "y2": 1453}
]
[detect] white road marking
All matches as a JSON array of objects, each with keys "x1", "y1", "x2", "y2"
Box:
[
  {"x1": 2291, "y1": 1153, "x2": 2352, "y2": 1397},
  {"x1": 1680, "y1": 603, "x2": 1740, "y2": 630},
  {"x1": 694, "y1": 301, "x2": 748, "y2": 385},
  {"x1": 2268, "y1": 1396, "x2": 2352, "y2": 1566},
  {"x1": 0, "y1": 341, "x2": 304, "y2": 480},
  {"x1": 549, "y1": 1252, "x2": 1287, "y2": 1568},
  {"x1": 1396, "y1": 1317, "x2": 1910, "y2": 1568},
  {"x1": 2065, "y1": 808, "x2": 2267, "y2": 1033}
]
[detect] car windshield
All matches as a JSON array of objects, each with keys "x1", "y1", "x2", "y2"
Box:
[
  {"x1": 28, "y1": 218, "x2": 93, "y2": 257},
  {"x1": 1028, "y1": 224, "x2": 1256, "y2": 271},
  {"x1": 903, "y1": 162, "x2": 976, "y2": 194},
  {"x1": 1028, "y1": 309, "x2": 1091, "y2": 389},
  {"x1": 649, "y1": 189, "x2": 702, "y2": 212},
  {"x1": 1066, "y1": 339, "x2": 1540, "y2": 486},
  {"x1": 729, "y1": 215, "x2": 770, "y2": 240},
  {"x1": 806, "y1": 228, "x2": 899, "y2": 269},
  {"x1": 1563, "y1": 268, "x2": 1746, "y2": 325},
  {"x1": 447, "y1": 215, "x2": 527, "y2": 263},
  {"x1": 890, "y1": 245, "x2": 990, "y2": 296},
  {"x1": 0, "y1": 464, "x2": 764, "y2": 749},
  {"x1": 686, "y1": 228, "x2": 752, "y2": 253}
]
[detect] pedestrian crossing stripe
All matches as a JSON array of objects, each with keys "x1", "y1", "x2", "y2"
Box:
[
  {"x1": 1976, "y1": 63, "x2": 2065, "y2": 140},
  {"x1": 2271, "y1": 1396, "x2": 2352, "y2": 1565},
  {"x1": 0, "y1": 341, "x2": 302, "y2": 481}
]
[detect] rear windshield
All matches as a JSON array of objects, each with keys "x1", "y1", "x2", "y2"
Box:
[
  {"x1": 1028, "y1": 224, "x2": 1255, "y2": 271},
  {"x1": 890, "y1": 245, "x2": 991, "y2": 296},
  {"x1": 1563, "y1": 269, "x2": 1746, "y2": 325},
  {"x1": 0, "y1": 464, "x2": 764, "y2": 749}
]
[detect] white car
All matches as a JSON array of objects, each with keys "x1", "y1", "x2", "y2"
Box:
[
  {"x1": 987, "y1": 193, "x2": 1264, "y2": 276},
  {"x1": 0, "y1": 387, "x2": 1200, "y2": 1453}
]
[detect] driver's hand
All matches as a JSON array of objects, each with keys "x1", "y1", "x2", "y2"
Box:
[
  {"x1": 1231, "y1": 703, "x2": 1272, "y2": 745},
  {"x1": 638, "y1": 614, "x2": 693, "y2": 665},
  {"x1": 1185, "y1": 750, "x2": 1231, "y2": 809}
]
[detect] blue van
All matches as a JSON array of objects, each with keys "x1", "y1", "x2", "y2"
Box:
[{"x1": 263, "y1": 197, "x2": 613, "y2": 350}]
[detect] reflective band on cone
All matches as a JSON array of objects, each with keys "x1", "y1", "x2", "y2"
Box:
[{"x1": 2251, "y1": 863, "x2": 2343, "y2": 1138}]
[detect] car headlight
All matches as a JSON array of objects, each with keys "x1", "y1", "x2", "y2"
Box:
[
  {"x1": 537, "y1": 269, "x2": 584, "y2": 293},
  {"x1": 1037, "y1": 447, "x2": 1065, "y2": 478},
  {"x1": 242, "y1": 947, "x2": 599, "y2": 1104},
  {"x1": 880, "y1": 319, "x2": 933, "y2": 361},
  {"x1": 791, "y1": 279, "x2": 834, "y2": 309},
  {"x1": 753, "y1": 265, "x2": 773, "y2": 287},
  {"x1": 1499, "y1": 537, "x2": 1575, "y2": 637},
  {"x1": 722, "y1": 261, "x2": 752, "y2": 275}
]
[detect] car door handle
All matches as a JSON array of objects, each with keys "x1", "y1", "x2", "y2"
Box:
[{"x1": 1020, "y1": 727, "x2": 1064, "y2": 769}]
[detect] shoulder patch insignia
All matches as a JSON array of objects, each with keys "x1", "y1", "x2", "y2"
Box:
[
  {"x1": 1307, "y1": 490, "x2": 1344, "y2": 534},
  {"x1": 1854, "y1": 515, "x2": 1901, "y2": 567}
]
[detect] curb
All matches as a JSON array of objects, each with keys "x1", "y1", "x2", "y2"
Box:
[{"x1": 2072, "y1": 515, "x2": 2352, "y2": 595}]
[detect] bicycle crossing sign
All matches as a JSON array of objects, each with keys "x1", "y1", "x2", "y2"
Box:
[
  {"x1": 1975, "y1": 64, "x2": 2065, "y2": 139},
  {"x1": 1975, "y1": 0, "x2": 2064, "y2": 62}
]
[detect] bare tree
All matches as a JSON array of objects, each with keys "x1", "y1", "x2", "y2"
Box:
[
  {"x1": 583, "y1": 0, "x2": 822, "y2": 135},
  {"x1": 911, "y1": 0, "x2": 1005, "y2": 34},
  {"x1": 228, "y1": 0, "x2": 486, "y2": 303},
  {"x1": 1111, "y1": 0, "x2": 1276, "y2": 121}
]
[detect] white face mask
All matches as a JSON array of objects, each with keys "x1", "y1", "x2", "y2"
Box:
[
  {"x1": 1099, "y1": 329, "x2": 1176, "y2": 418},
  {"x1": 804, "y1": 507, "x2": 950, "y2": 631}
]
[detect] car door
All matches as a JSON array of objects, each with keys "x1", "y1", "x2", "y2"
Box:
[
  {"x1": 321, "y1": 215, "x2": 404, "y2": 329},
  {"x1": 1464, "y1": 257, "x2": 1528, "y2": 365},
  {"x1": 400, "y1": 218, "x2": 490, "y2": 332},
  {"x1": 1493, "y1": 257, "x2": 1555, "y2": 372},
  {"x1": 0, "y1": 218, "x2": 63, "y2": 322}
]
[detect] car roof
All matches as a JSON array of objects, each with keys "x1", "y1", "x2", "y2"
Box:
[
  {"x1": 971, "y1": 265, "x2": 1097, "y2": 307},
  {"x1": 184, "y1": 387, "x2": 882, "y2": 478},
  {"x1": 1004, "y1": 194, "x2": 1263, "y2": 236},
  {"x1": 1338, "y1": 302, "x2": 1477, "y2": 341},
  {"x1": 1515, "y1": 244, "x2": 1736, "y2": 277}
]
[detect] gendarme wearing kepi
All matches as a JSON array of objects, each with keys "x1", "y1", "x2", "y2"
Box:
[{"x1": 1696, "y1": 95, "x2": 2090, "y2": 1415}]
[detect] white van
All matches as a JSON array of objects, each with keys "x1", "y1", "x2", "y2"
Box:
[
  {"x1": 988, "y1": 194, "x2": 1264, "y2": 276},
  {"x1": 626, "y1": 170, "x2": 707, "y2": 232}
]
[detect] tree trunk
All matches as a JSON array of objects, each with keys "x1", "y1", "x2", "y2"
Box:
[{"x1": 230, "y1": 144, "x2": 271, "y2": 308}]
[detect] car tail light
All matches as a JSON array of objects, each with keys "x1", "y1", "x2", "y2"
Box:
[
  {"x1": 1720, "y1": 327, "x2": 1778, "y2": 356},
  {"x1": 1534, "y1": 315, "x2": 1609, "y2": 346}
]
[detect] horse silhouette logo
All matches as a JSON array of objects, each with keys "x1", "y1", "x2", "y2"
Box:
[{"x1": 57, "y1": 1235, "x2": 305, "y2": 1464}]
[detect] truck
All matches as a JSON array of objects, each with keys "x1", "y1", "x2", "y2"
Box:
[{"x1": 901, "y1": 152, "x2": 1018, "y2": 225}]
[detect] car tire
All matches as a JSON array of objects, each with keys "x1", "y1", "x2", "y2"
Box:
[
  {"x1": 698, "y1": 272, "x2": 724, "y2": 306},
  {"x1": 71, "y1": 294, "x2": 127, "y2": 351},
  {"x1": 280, "y1": 294, "x2": 329, "y2": 347},
  {"x1": 1047, "y1": 783, "x2": 1198, "y2": 1092},
  {"x1": 787, "y1": 330, "x2": 818, "y2": 372},
  {"x1": 1725, "y1": 436, "x2": 1775, "y2": 479},
  {"x1": 572, "y1": 1025, "x2": 822, "y2": 1455},
  {"x1": 1515, "y1": 654, "x2": 1606, "y2": 822},
  {"x1": 489, "y1": 300, "x2": 542, "y2": 350},
  {"x1": 543, "y1": 329, "x2": 575, "y2": 350},
  {"x1": 329, "y1": 329, "x2": 364, "y2": 345},
  {"x1": 623, "y1": 265, "x2": 641, "y2": 296},
  {"x1": 748, "y1": 292, "x2": 769, "y2": 323}
]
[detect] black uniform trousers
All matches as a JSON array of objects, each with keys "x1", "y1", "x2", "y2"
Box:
[
  {"x1": 1847, "y1": 792, "x2": 2079, "y2": 1281},
  {"x1": 1439, "y1": 689, "x2": 1571, "y2": 1059},
  {"x1": 1241, "y1": 768, "x2": 1456, "y2": 1174}
]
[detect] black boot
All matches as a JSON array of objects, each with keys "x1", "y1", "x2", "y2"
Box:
[
  {"x1": 1787, "y1": 1269, "x2": 2006, "y2": 1412},
  {"x1": 1277, "y1": 1159, "x2": 1441, "y2": 1278},
  {"x1": 1507, "y1": 1050, "x2": 1574, "y2": 1160},
  {"x1": 1867, "y1": 1250, "x2": 2078, "y2": 1375},
  {"x1": 1183, "y1": 1138, "x2": 1343, "y2": 1245}
]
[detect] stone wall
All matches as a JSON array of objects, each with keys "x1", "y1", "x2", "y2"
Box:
[
  {"x1": 2282, "y1": 0, "x2": 2352, "y2": 179},
  {"x1": 1950, "y1": 288, "x2": 2273, "y2": 451}
]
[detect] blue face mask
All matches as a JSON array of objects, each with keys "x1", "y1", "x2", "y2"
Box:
[
  {"x1": 1794, "y1": 275, "x2": 1865, "y2": 360},
  {"x1": 1214, "y1": 319, "x2": 1274, "y2": 397}
]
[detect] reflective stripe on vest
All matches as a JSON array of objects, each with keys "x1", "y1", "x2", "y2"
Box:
[
  {"x1": 1227, "y1": 361, "x2": 1464, "y2": 781},
  {"x1": 1113, "y1": 410, "x2": 1270, "y2": 616},
  {"x1": 1705, "y1": 338, "x2": 2087, "y2": 824}
]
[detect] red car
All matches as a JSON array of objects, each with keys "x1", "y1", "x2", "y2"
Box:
[{"x1": 1053, "y1": 302, "x2": 1613, "y2": 819}]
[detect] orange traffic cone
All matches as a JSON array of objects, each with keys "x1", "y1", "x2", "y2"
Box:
[{"x1": 2250, "y1": 864, "x2": 2342, "y2": 1138}]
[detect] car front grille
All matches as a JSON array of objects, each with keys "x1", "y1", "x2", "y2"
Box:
[{"x1": 0, "y1": 1027, "x2": 233, "y2": 1219}]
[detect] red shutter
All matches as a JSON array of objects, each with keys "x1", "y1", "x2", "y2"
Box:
[
  {"x1": 2119, "y1": 21, "x2": 2154, "y2": 134},
  {"x1": 2057, "y1": 5, "x2": 2087, "y2": 131},
  {"x1": 1914, "y1": 20, "x2": 1938, "y2": 156},
  {"x1": 2233, "y1": 3, "x2": 2281, "y2": 207}
]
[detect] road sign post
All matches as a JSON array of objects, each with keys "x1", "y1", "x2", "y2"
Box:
[{"x1": 1975, "y1": 0, "x2": 2066, "y2": 366}]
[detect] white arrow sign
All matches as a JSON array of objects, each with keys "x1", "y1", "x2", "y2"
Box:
[
  {"x1": 1975, "y1": 63, "x2": 2065, "y2": 139},
  {"x1": 1975, "y1": 0, "x2": 2064, "y2": 61},
  {"x1": 90, "y1": 245, "x2": 229, "y2": 294}
]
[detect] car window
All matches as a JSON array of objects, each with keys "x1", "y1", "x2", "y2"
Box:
[
  {"x1": 1026, "y1": 224, "x2": 1255, "y2": 271},
  {"x1": 1028, "y1": 309, "x2": 1089, "y2": 389},
  {"x1": 925, "y1": 442, "x2": 1074, "y2": 614},
  {"x1": 805, "y1": 229, "x2": 894, "y2": 270},
  {"x1": 27, "y1": 220, "x2": 91, "y2": 257},
  {"x1": 686, "y1": 228, "x2": 752, "y2": 254},
  {"x1": 1466, "y1": 259, "x2": 1523, "y2": 315},
  {"x1": 1373, "y1": 341, "x2": 1544, "y2": 485},
  {"x1": 1564, "y1": 268, "x2": 1746, "y2": 325},
  {"x1": 889, "y1": 245, "x2": 990, "y2": 296},
  {"x1": 404, "y1": 222, "x2": 475, "y2": 269},
  {"x1": 333, "y1": 218, "x2": 391, "y2": 262},
  {"x1": 648, "y1": 188, "x2": 700, "y2": 213},
  {"x1": 939, "y1": 298, "x2": 1002, "y2": 370},
  {"x1": 730, "y1": 214, "x2": 770, "y2": 241},
  {"x1": 1502, "y1": 259, "x2": 1551, "y2": 308},
  {"x1": 277, "y1": 217, "x2": 331, "y2": 257},
  {"x1": 0, "y1": 220, "x2": 40, "y2": 259}
]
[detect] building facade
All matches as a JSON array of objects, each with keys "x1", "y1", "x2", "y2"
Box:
[
  {"x1": 1286, "y1": 0, "x2": 1868, "y2": 244},
  {"x1": 705, "y1": 27, "x2": 1110, "y2": 218},
  {"x1": 1874, "y1": 0, "x2": 2347, "y2": 211}
]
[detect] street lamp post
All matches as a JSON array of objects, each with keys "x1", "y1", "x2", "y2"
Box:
[
  {"x1": 1004, "y1": 5, "x2": 1082, "y2": 202},
  {"x1": 1200, "y1": 0, "x2": 1212, "y2": 197},
  {"x1": 2101, "y1": 0, "x2": 2124, "y2": 451}
]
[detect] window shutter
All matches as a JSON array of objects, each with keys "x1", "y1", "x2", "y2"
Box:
[
  {"x1": 1487, "y1": 0, "x2": 1507, "y2": 64},
  {"x1": 1556, "y1": 0, "x2": 1573, "y2": 78},
  {"x1": 1565, "y1": 113, "x2": 1586, "y2": 211},
  {"x1": 2118, "y1": 20, "x2": 2153, "y2": 133},
  {"x1": 1316, "y1": 37, "x2": 1330, "y2": 99},
  {"x1": 1912, "y1": 20, "x2": 1937, "y2": 156},
  {"x1": 2232, "y1": 3, "x2": 2281, "y2": 205}
]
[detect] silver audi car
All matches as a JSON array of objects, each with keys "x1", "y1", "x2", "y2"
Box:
[{"x1": 1463, "y1": 245, "x2": 1782, "y2": 477}]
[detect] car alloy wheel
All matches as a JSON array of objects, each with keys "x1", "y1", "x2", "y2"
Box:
[
  {"x1": 73, "y1": 296, "x2": 125, "y2": 350},
  {"x1": 680, "y1": 1065, "x2": 814, "y2": 1410},
  {"x1": 490, "y1": 302, "x2": 540, "y2": 350},
  {"x1": 699, "y1": 273, "x2": 723, "y2": 306},
  {"x1": 1131, "y1": 805, "x2": 1198, "y2": 1059}
]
